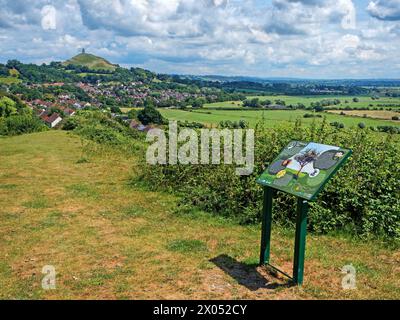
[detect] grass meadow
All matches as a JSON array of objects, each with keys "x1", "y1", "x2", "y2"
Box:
[
  {"x1": 160, "y1": 108, "x2": 400, "y2": 128},
  {"x1": 246, "y1": 95, "x2": 400, "y2": 109},
  {"x1": 0, "y1": 131, "x2": 398, "y2": 299}
]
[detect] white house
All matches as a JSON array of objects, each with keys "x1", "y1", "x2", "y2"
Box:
[{"x1": 41, "y1": 113, "x2": 63, "y2": 128}]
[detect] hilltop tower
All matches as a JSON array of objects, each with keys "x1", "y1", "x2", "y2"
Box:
[{"x1": 82, "y1": 48, "x2": 85, "y2": 54}]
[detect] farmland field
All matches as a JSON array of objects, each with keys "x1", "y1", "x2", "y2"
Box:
[
  {"x1": 204, "y1": 101, "x2": 246, "y2": 109},
  {"x1": 328, "y1": 109, "x2": 400, "y2": 121},
  {"x1": 247, "y1": 95, "x2": 400, "y2": 109},
  {"x1": 160, "y1": 109, "x2": 400, "y2": 128}
]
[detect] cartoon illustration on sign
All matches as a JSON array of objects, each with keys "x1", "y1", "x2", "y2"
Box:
[{"x1": 257, "y1": 141, "x2": 351, "y2": 200}]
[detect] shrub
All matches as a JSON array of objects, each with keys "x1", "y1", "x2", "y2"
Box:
[
  {"x1": 139, "y1": 121, "x2": 400, "y2": 241},
  {"x1": 64, "y1": 110, "x2": 143, "y2": 155},
  {"x1": 0, "y1": 115, "x2": 46, "y2": 136},
  {"x1": 358, "y1": 122, "x2": 366, "y2": 129},
  {"x1": 304, "y1": 113, "x2": 322, "y2": 118},
  {"x1": 63, "y1": 117, "x2": 79, "y2": 131},
  {"x1": 137, "y1": 106, "x2": 164, "y2": 125}
]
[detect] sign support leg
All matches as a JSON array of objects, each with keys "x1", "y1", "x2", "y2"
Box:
[
  {"x1": 260, "y1": 187, "x2": 273, "y2": 265},
  {"x1": 293, "y1": 198, "x2": 309, "y2": 285}
]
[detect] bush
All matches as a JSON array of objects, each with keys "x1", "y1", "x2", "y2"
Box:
[
  {"x1": 304, "y1": 113, "x2": 322, "y2": 118},
  {"x1": 358, "y1": 122, "x2": 366, "y2": 129},
  {"x1": 137, "y1": 106, "x2": 164, "y2": 125},
  {"x1": 330, "y1": 122, "x2": 345, "y2": 129},
  {"x1": 139, "y1": 121, "x2": 400, "y2": 241},
  {"x1": 64, "y1": 110, "x2": 142, "y2": 153},
  {"x1": 0, "y1": 115, "x2": 46, "y2": 136},
  {"x1": 63, "y1": 117, "x2": 79, "y2": 131}
]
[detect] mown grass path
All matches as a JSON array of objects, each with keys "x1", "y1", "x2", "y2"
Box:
[{"x1": 0, "y1": 131, "x2": 398, "y2": 299}]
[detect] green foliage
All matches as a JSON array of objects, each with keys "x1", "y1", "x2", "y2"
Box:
[
  {"x1": 62, "y1": 117, "x2": 79, "y2": 131},
  {"x1": 127, "y1": 109, "x2": 138, "y2": 120},
  {"x1": 330, "y1": 121, "x2": 345, "y2": 129},
  {"x1": 0, "y1": 115, "x2": 47, "y2": 136},
  {"x1": 0, "y1": 92, "x2": 46, "y2": 136},
  {"x1": 178, "y1": 120, "x2": 205, "y2": 128},
  {"x1": 304, "y1": 113, "x2": 323, "y2": 118},
  {"x1": 0, "y1": 96, "x2": 17, "y2": 117},
  {"x1": 137, "y1": 106, "x2": 164, "y2": 125},
  {"x1": 219, "y1": 119, "x2": 249, "y2": 129},
  {"x1": 191, "y1": 98, "x2": 206, "y2": 109},
  {"x1": 64, "y1": 110, "x2": 143, "y2": 154},
  {"x1": 140, "y1": 121, "x2": 400, "y2": 241},
  {"x1": 110, "y1": 106, "x2": 122, "y2": 114}
]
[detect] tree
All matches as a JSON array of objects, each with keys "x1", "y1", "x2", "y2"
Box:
[
  {"x1": 0, "y1": 115, "x2": 45, "y2": 136},
  {"x1": 127, "y1": 109, "x2": 138, "y2": 120},
  {"x1": 192, "y1": 98, "x2": 205, "y2": 109},
  {"x1": 262, "y1": 99, "x2": 272, "y2": 106},
  {"x1": 243, "y1": 98, "x2": 260, "y2": 108},
  {"x1": 238, "y1": 120, "x2": 248, "y2": 129},
  {"x1": 137, "y1": 106, "x2": 164, "y2": 125},
  {"x1": 294, "y1": 149, "x2": 318, "y2": 179},
  {"x1": 314, "y1": 105, "x2": 324, "y2": 112},
  {"x1": 110, "y1": 106, "x2": 122, "y2": 114},
  {"x1": 353, "y1": 97, "x2": 359, "y2": 103},
  {"x1": 358, "y1": 122, "x2": 366, "y2": 129},
  {"x1": 0, "y1": 96, "x2": 17, "y2": 118}
]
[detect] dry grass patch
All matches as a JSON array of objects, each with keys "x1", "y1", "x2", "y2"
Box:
[
  {"x1": 328, "y1": 109, "x2": 400, "y2": 121},
  {"x1": 0, "y1": 131, "x2": 398, "y2": 300}
]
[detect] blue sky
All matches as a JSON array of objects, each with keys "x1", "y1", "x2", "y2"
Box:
[{"x1": 0, "y1": 0, "x2": 399, "y2": 79}]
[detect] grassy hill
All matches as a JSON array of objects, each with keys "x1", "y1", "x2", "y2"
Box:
[
  {"x1": 0, "y1": 131, "x2": 398, "y2": 299},
  {"x1": 63, "y1": 53, "x2": 117, "y2": 71}
]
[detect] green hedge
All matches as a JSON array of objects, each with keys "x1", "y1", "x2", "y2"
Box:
[
  {"x1": 0, "y1": 115, "x2": 46, "y2": 136},
  {"x1": 140, "y1": 120, "x2": 400, "y2": 241}
]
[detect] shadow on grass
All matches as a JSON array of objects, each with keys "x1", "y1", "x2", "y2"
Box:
[{"x1": 210, "y1": 254, "x2": 293, "y2": 291}]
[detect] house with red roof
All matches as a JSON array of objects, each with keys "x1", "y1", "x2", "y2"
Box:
[{"x1": 41, "y1": 113, "x2": 63, "y2": 128}]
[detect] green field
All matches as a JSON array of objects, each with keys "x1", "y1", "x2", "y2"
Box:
[
  {"x1": 203, "y1": 95, "x2": 400, "y2": 110},
  {"x1": 0, "y1": 131, "x2": 398, "y2": 299},
  {"x1": 247, "y1": 95, "x2": 400, "y2": 109},
  {"x1": 204, "y1": 101, "x2": 245, "y2": 109},
  {"x1": 160, "y1": 109, "x2": 400, "y2": 128}
]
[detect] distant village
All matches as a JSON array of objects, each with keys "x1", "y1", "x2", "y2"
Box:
[{"x1": 20, "y1": 80, "x2": 217, "y2": 130}]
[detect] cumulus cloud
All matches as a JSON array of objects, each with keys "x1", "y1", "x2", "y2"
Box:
[
  {"x1": 266, "y1": 0, "x2": 357, "y2": 34},
  {"x1": 41, "y1": 5, "x2": 57, "y2": 30},
  {"x1": 367, "y1": 0, "x2": 400, "y2": 21},
  {"x1": 77, "y1": 0, "x2": 233, "y2": 38},
  {"x1": 0, "y1": 0, "x2": 399, "y2": 78}
]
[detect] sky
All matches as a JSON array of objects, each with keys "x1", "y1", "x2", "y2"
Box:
[{"x1": 0, "y1": 0, "x2": 399, "y2": 79}]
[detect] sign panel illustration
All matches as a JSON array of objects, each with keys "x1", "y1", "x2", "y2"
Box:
[{"x1": 257, "y1": 141, "x2": 352, "y2": 201}]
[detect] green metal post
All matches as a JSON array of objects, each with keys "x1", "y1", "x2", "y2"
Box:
[
  {"x1": 293, "y1": 198, "x2": 309, "y2": 285},
  {"x1": 260, "y1": 187, "x2": 273, "y2": 266}
]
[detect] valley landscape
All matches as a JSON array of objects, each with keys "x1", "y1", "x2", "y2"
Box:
[
  {"x1": 0, "y1": 51, "x2": 399, "y2": 300},
  {"x1": 0, "y1": 0, "x2": 399, "y2": 303}
]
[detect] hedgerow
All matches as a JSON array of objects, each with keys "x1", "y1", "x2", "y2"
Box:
[{"x1": 140, "y1": 119, "x2": 400, "y2": 241}]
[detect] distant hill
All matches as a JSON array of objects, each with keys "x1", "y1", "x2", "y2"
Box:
[{"x1": 63, "y1": 53, "x2": 117, "y2": 71}]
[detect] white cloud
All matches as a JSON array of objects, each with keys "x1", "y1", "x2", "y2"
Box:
[
  {"x1": 367, "y1": 0, "x2": 400, "y2": 21},
  {"x1": 0, "y1": 0, "x2": 399, "y2": 78},
  {"x1": 41, "y1": 5, "x2": 57, "y2": 30}
]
